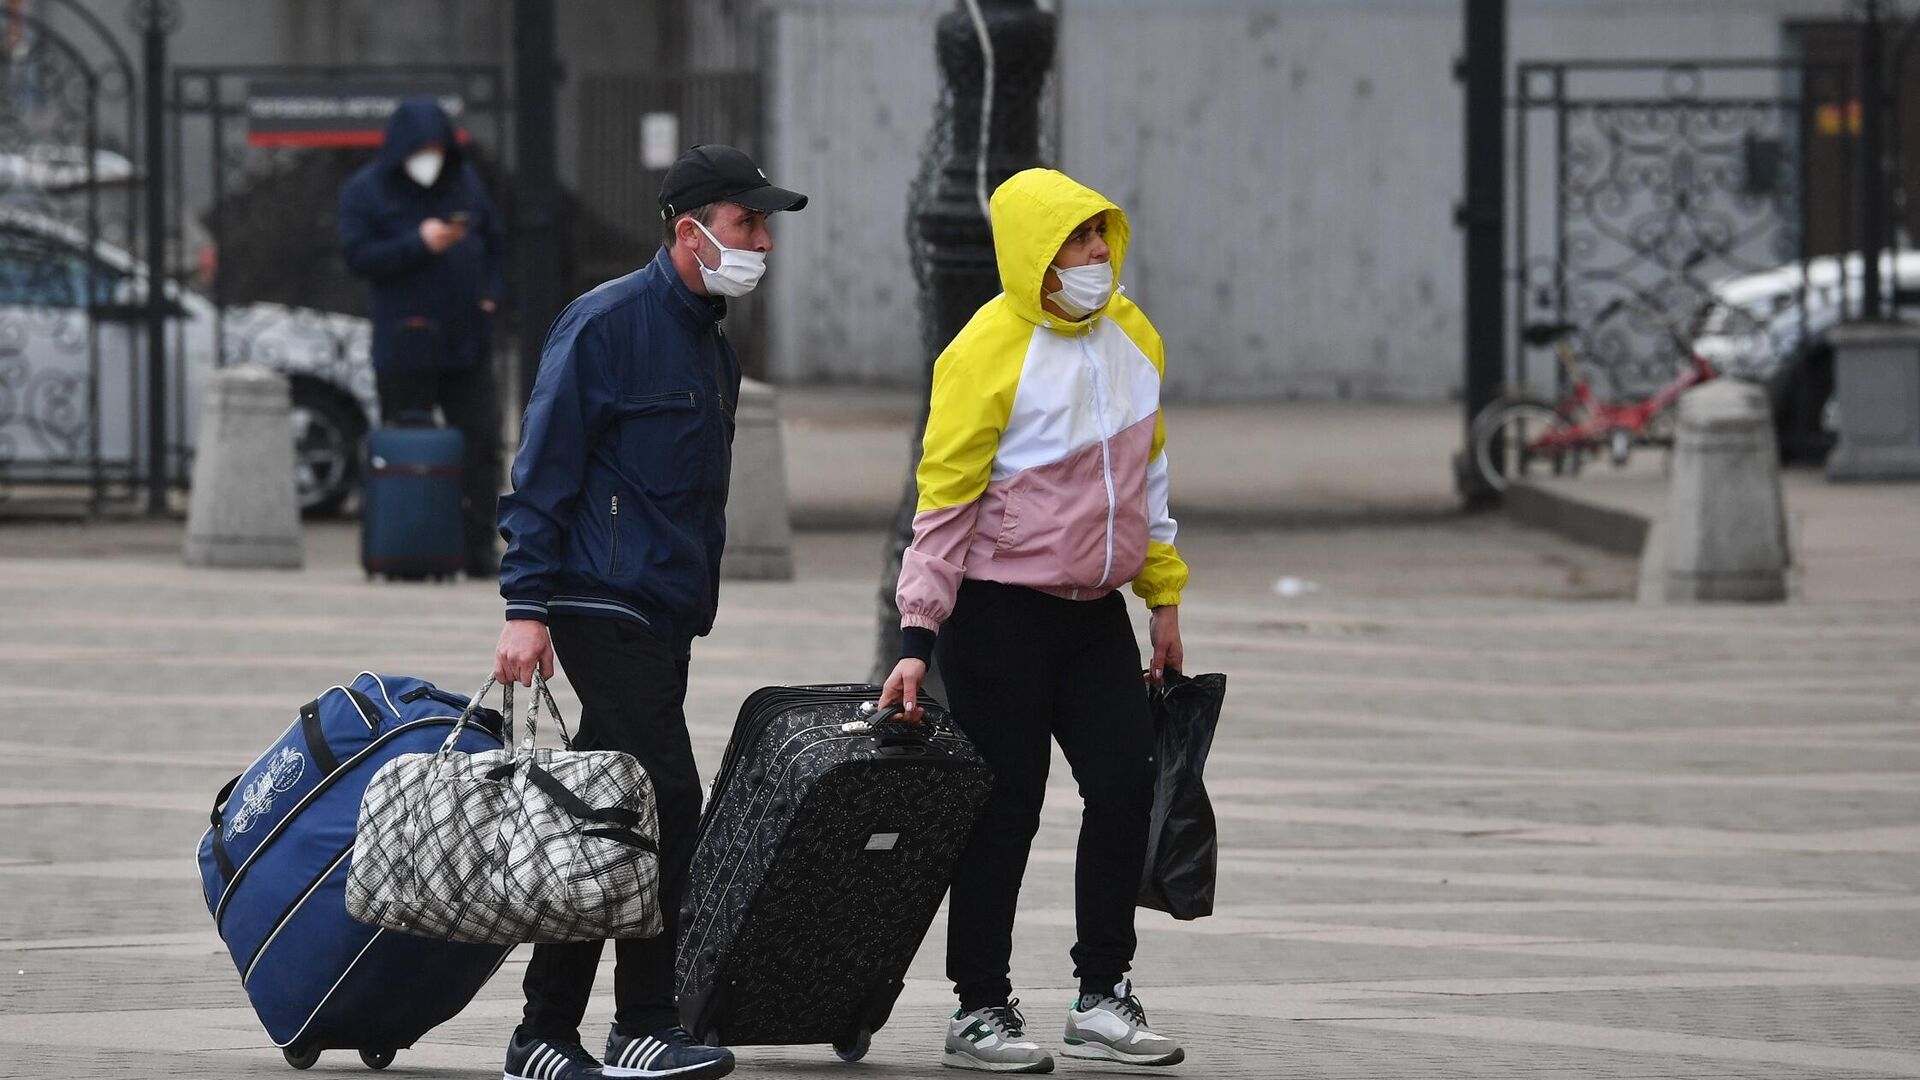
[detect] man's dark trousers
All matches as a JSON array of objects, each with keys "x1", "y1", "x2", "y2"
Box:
[
  {"x1": 519, "y1": 614, "x2": 705, "y2": 1041},
  {"x1": 374, "y1": 362, "x2": 503, "y2": 572}
]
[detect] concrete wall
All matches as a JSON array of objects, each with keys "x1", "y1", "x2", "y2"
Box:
[
  {"x1": 48, "y1": 0, "x2": 1847, "y2": 401},
  {"x1": 762, "y1": 0, "x2": 951, "y2": 386},
  {"x1": 761, "y1": 0, "x2": 1841, "y2": 401}
]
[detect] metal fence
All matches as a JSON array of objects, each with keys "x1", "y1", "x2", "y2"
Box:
[
  {"x1": 576, "y1": 71, "x2": 765, "y2": 376},
  {"x1": 0, "y1": 0, "x2": 145, "y2": 508},
  {"x1": 1510, "y1": 59, "x2": 1856, "y2": 400},
  {"x1": 163, "y1": 64, "x2": 508, "y2": 513}
]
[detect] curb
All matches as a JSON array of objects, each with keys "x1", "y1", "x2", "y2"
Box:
[
  {"x1": 1502, "y1": 480, "x2": 1652, "y2": 558},
  {"x1": 1504, "y1": 478, "x2": 1668, "y2": 603}
]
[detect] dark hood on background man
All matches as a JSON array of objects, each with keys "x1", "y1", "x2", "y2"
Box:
[{"x1": 378, "y1": 97, "x2": 462, "y2": 181}]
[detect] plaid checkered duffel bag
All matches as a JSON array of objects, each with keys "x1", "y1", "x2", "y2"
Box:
[{"x1": 346, "y1": 675, "x2": 664, "y2": 945}]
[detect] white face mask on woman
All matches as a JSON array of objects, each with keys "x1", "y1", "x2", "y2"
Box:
[
  {"x1": 404, "y1": 149, "x2": 445, "y2": 188},
  {"x1": 1047, "y1": 260, "x2": 1114, "y2": 319},
  {"x1": 690, "y1": 218, "x2": 768, "y2": 297}
]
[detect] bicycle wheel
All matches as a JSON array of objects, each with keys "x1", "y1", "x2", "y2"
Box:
[{"x1": 1471, "y1": 396, "x2": 1577, "y2": 492}]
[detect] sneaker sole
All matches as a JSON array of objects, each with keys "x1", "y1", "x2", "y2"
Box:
[
  {"x1": 942, "y1": 1049, "x2": 1057, "y2": 1073},
  {"x1": 602, "y1": 1060, "x2": 735, "y2": 1080},
  {"x1": 1061, "y1": 1040, "x2": 1186, "y2": 1067}
]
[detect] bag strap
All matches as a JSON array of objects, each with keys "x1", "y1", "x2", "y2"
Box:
[
  {"x1": 524, "y1": 762, "x2": 643, "y2": 830},
  {"x1": 299, "y1": 700, "x2": 342, "y2": 776},
  {"x1": 436, "y1": 677, "x2": 506, "y2": 756},
  {"x1": 207, "y1": 774, "x2": 241, "y2": 881},
  {"x1": 435, "y1": 674, "x2": 575, "y2": 757},
  {"x1": 527, "y1": 671, "x2": 575, "y2": 750},
  {"x1": 476, "y1": 757, "x2": 656, "y2": 852}
]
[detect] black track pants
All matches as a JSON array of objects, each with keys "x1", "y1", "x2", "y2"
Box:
[{"x1": 935, "y1": 580, "x2": 1156, "y2": 1012}]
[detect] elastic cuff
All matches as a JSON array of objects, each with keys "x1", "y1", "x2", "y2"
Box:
[
  {"x1": 504, "y1": 599, "x2": 550, "y2": 624},
  {"x1": 900, "y1": 626, "x2": 937, "y2": 664},
  {"x1": 1140, "y1": 592, "x2": 1181, "y2": 610}
]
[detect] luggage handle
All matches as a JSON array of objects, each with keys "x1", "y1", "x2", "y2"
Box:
[
  {"x1": 840, "y1": 702, "x2": 925, "y2": 736},
  {"x1": 436, "y1": 673, "x2": 575, "y2": 758}
]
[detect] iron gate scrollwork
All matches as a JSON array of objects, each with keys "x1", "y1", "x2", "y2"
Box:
[
  {"x1": 0, "y1": 0, "x2": 141, "y2": 506},
  {"x1": 1512, "y1": 61, "x2": 1854, "y2": 400}
]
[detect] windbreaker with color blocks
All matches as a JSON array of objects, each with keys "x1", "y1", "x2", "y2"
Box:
[{"x1": 896, "y1": 168, "x2": 1190, "y2": 639}]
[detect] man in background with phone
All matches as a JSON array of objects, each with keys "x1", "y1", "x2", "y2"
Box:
[{"x1": 339, "y1": 95, "x2": 508, "y2": 577}]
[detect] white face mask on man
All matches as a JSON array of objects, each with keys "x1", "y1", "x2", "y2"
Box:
[
  {"x1": 404, "y1": 148, "x2": 445, "y2": 188},
  {"x1": 1046, "y1": 260, "x2": 1115, "y2": 319},
  {"x1": 690, "y1": 217, "x2": 768, "y2": 297}
]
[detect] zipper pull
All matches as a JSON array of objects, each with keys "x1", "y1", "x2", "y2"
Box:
[{"x1": 611, "y1": 495, "x2": 619, "y2": 515}]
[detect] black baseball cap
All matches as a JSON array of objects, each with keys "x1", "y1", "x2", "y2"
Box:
[{"x1": 658, "y1": 144, "x2": 808, "y2": 220}]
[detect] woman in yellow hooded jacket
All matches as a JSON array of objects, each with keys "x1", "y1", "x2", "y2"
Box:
[{"x1": 880, "y1": 169, "x2": 1189, "y2": 1072}]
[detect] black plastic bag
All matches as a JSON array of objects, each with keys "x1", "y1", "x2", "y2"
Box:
[{"x1": 1137, "y1": 669, "x2": 1224, "y2": 920}]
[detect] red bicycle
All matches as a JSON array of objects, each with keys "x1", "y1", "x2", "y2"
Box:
[{"x1": 1470, "y1": 291, "x2": 1723, "y2": 493}]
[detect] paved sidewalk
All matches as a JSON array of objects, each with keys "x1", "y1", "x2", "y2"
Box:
[
  {"x1": 1507, "y1": 458, "x2": 1920, "y2": 605},
  {"x1": 780, "y1": 390, "x2": 1462, "y2": 528},
  {"x1": 2, "y1": 510, "x2": 1918, "y2": 1078}
]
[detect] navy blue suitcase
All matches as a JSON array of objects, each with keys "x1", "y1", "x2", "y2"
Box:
[
  {"x1": 361, "y1": 417, "x2": 464, "y2": 580},
  {"x1": 197, "y1": 673, "x2": 511, "y2": 1070}
]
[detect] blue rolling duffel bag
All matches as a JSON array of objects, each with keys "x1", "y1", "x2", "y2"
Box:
[
  {"x1": 361, "y1": 415, "x2": 465, "y2": 582},
  {"x1": 197, "y1": 672, "x2": 511, "y2": 1071}
]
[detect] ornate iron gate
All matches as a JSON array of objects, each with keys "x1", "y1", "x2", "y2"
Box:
[
  {"x1": 1511, "y1": 60, "x2": 1855, "y2": 399},
  {"x1": 0, "y1": 1, "x2": 143, "y2": 506}
]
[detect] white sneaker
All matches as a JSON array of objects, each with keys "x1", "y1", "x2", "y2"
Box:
[
  {"x1": 1062, "y1": 979, "x2": 1184, "y2": 1066},
  {"x1": 943, "y1": 999, "x2": 1056, "y2": 1073}
]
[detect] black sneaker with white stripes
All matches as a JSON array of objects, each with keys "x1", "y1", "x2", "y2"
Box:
[
  {"x1": 504, "y1": 1031, "x2": 604, "y2": 1080},
  {"x1": 602, "y1": 1024, "x2": 734, "y2": 1080}
]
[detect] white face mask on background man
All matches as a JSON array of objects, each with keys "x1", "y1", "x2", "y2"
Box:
[
  {"x1": 691, "y1": 218, "x2": 768, "y2": 297},
  {"x1": 1047, "y1": 260, "x2": 1115, "y2": 319},
  {"x1": 404, "y1": 148, "x2": 445, "y2": 189}
]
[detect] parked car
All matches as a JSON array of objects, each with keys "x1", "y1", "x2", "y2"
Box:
[
  {"x1": 1694, "y1": 251, "x2": 1920, "y2": 462},
  {"x1": 0, "y1": 206, "x2": 376, "y2": 514},
  {"x1": 0, "y1": 145, "x2": 137, "y2": 194}
]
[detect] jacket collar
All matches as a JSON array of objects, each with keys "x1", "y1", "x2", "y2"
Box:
[
  {"x1": 649, "y1": 246, "x2": 727, "y2": 329},
  {"x1": 1035, "y1": 308, "x2": 1102, "y2": 338}
]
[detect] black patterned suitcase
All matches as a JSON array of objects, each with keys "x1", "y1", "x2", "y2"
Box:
[{"x1": 675, "y1": 684, "x2": 993, "y2": 1061}]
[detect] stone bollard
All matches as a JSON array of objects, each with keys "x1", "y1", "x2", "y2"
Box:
[
  {"x1": 184, "y1": 366, "x2": 304, "y2": 569},
  {"x1": 1663, "y1": 380, "x2": 1787, "y2": 602},
  {"x1": 1825, "y1": 322, "x2": 1920, "y2": 481},
  {"x1": 720, "y1": 378, "x2": 794, "y2": 581}
]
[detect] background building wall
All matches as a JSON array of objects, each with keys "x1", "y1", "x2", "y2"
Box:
[
  {"x1": 762, "y1": 0, "x2": 951, "y2": 386},
  {"x1": 53, "y1": 0, "x2": 1847, "y2": 401},
  {"x1": 761, "y1": 0, "x2": 1838, "y2": 400}
]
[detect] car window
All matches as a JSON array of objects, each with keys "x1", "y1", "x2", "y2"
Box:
[{"x1": 0, "y1": 229, "x2": 85, "y2": 307}]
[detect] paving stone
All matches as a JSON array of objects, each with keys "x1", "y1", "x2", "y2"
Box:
[{"x1": 0, "y1": 518, "x2": 1916, "y2": 1078}]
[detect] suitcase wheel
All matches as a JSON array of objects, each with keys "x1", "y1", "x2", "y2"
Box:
[
  {"x1": 283, "y1": 1044, "x2": 321, "y2": 1070},
  {"x1": 359, "y1": 1048, "x2": 396, "y2": 1070},
  {"x1": 833, "y1": 1029, "x2": 872, "y2": 1063}
]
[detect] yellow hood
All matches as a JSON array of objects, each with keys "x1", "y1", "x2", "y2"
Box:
[{"x1": 988, "y1": 168, "x2": 1130, "y2": 327}]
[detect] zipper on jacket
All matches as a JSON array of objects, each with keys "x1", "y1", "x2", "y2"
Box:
[
  {"x1": 1078, "y1": 336, "x2": 1119, "y2": 589},
  {"x1": 608, "y1": 495, "x2": 620, "y2": 576}
]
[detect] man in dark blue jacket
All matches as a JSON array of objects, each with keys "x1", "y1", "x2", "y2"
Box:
[
  {"x1": 339, "y1": 96, "x2": 507, "y2": 576},
  {"x1": 492, "y1": 145, "x2": 806, "y2": 1080}
]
